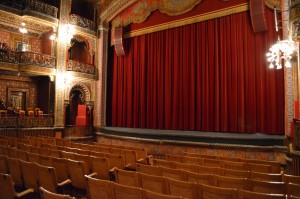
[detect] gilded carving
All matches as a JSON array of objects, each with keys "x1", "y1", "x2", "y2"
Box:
[
  {"x1": 111, "y1": 0, "x2": 201, "y2": 28},
  {"x1": 265, "y1": 0, "x2": 281, "y2": 10}
]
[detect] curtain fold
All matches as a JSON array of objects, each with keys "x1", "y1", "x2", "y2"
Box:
[{"x1": 110, "y1": 8, "x2": 284, "y2": 134}]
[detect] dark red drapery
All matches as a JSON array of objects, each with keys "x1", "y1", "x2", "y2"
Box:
[{"x1": 110, "y1": 9, "x2": 284, "y2": 134}]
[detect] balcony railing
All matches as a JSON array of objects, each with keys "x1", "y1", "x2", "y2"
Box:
[
  {"x1": 70, "y1": 14, "x2": 96, "y2": 32},
  {"x1": 67, "y1": 60, "x2": 95, "y2": 75},
  {"x1": 0, "y1": 0, "x2": 23, "y2": 10},
  {"x1": 0, "y1": 114, "x2": 53, "y2": 128},
  {"x1": 24, "y1": 0, "x2": 58, "y2": 18},
  {"x1": 0, "y1": 48, "x2": 56, "y2": 68},
  {"x1": 20, "y1": 51, "x2": 56, "y2": 68}
]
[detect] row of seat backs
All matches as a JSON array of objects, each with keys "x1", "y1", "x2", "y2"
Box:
[
  {"x1": 86, "y1": 175, "x2": 300, "y2": 199},
  {"x1": 158, "y1": 157, "x2": 278, "y2": 174},
  {"x1": 166, "y1": 154, "x2": 282, "y2": 173},
  {"x1": 114, "y1": 168, "x2": 300, "y2": 197}
]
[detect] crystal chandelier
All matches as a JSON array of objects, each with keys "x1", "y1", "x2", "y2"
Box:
[{"x1": 266, "y1": 39, "x2": 296, "y2": 69}]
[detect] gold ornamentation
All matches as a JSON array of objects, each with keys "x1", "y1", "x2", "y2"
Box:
[
  {"x1": 112, "y1": 0, "x2": 201, "y2": 28},
  {"x1": 100, "y1": 0, "x2": 137, "y2": 25},
  {"x1": 265, "y1": 0, "x2": 280, "y2": 10},
  {"x1": 124, "y1": 3, "x2": 249, "y2": 38}
]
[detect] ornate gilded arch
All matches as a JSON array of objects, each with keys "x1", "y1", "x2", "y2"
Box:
[{"x1": 68, "y1": 83, "x2": 91, "y2": 103}]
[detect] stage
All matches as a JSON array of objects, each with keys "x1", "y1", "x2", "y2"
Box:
[{"x1": 100, "y1": 127, "x2": 285, "y2": 147}]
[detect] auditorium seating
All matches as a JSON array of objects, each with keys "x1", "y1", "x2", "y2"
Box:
[
  {"x1": 37, "y1": 164, "x2": 71, "y2": 193},
  {"x1": 238, "y1": 189, "x2": 286, "y2": 199},
  {"x1": 0, "y1": 135, "x2": 298, "y2": 199},
  {"x1": 85, "y1": 175, "x2": 113, "y2": 199},
  {"x1": 143, "y1": 189, "x2": 183, "y2": 199},
  {"x1": 287, "y1": 183, "x2": 300, "y2": 197},
  {"x1": 138, "y1": 172, "x2": 167, "y2": 194},
  {"x1": 40, "y1": 187, "x2": 75, "y2": 199},
  {"x1": 112, "y1": 181, "x2": 143, "y2": 199},
  {"x1": 197, "y1": 183, "x2": 238, "y2": 199},
  {"x1": 166, "y1": 178, "x2": 198, "y2": 198},
  {"x1": 0, "y1": 173, "x2": 34, "y2": 199}
]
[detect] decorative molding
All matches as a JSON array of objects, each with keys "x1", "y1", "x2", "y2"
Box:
[
  {"x1": 68, "y1": 83, "x2": 91, "y2": 102},
  {"x1": 100, "y1": 0, "x2": 137, "y2": 25},
  {"x1": 265, "y1": 0, "x2": 281, "y2": 10},
  {"x1": 0, "y1": 10, "x2": 56, "y2": 36},
  {"x1": 124, "y1": 3, "x2": 249, "y2": 38},
  {"x1": 112, "y1": 0, "x2": 201, "y2": 28}
]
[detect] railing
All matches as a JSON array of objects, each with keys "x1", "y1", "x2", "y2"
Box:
[
  {"x1": 0, "y1": 114, "x2": 53, "y2": 128},
  {"x1": 20, "y1": 51, "x2": 56, "y2": 68},
  {"x1": 0, "y1": 48, "x2": 56, "y2": 68},
  {"x1": 0, "y1": 0, "x2": 23, "y2": 10},
  {"x1": 70, "y1": 14, "x2": 96, "y2": 32},
  {"x1": 67, "y1": 60, "x2": 95, "y2": 75},
  {"x1": 24, "y1": 0, "x2": 58, "y2": 18}
]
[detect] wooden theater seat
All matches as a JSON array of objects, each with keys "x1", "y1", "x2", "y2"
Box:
[
  {"x1": 238, "y1": 189, "x2": 286, "y2": 199},
  {"x1": 40, "y1": 187, "x2": 75, "y2": 199},
  {"x1": 183, "y1": 170, "x2": 213, "y2": 185},
  {"x1": 20, "y1": 160, "x2": 39, "y2": 192},
  {"x1": 138, "y1": 172, "x2": 167, "y2": 194},
  {"x1": 0, "y1": 154, "x2": 8, "y2": 173},
  {"x1": 287, "y1": 183, "x2": 300, "y2": 197},
  {"x1": 197, "y1": 183, "x2": 238, "y2": 199},
  {"x1": 250, "y1": 171, "x2": 282, "y2": 182},
  {"x1": 247, "y1": 179, "x2": 286, "y2": 194},
  {"x1": 6, "y1": 156, "x2": 23, "y2": 187},
  {"x1": 114, "y1": 168, "x2": 140, "y2": 187},
  {"x1": 137, "y1": 163, "x2": 162, "y2": 176},
  {"x1": 85, "y1": 175, "x2": 113, "y2": 199},
  {"x1": 112, "y1": 182, "x2": 143, "y2": 199},
  {"x1": 213, "y1": 175, "x2": 248, "y2": 189},
  {"x1": 0, "y1": 173, "x2": 34, "y2": 199},
  {"x1": 90, "y1": 156, "x2": 110, "y2": 180},
  {"x1": 37, "y1": 164, "x2": 71, "y2": 194},
  {"x1": 51, "y1": 157, "x2": 70, "y2": 184},
  {"x1": 166, "y1": 178, "x2": 198, "y2": 199},
  {"x1": 143, "y1": 189, "x2": 183, "y2": 199}
]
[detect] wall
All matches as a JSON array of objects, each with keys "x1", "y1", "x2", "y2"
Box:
[{"x1": 0, "y1": 75, "x2": 37, "y2": 109}]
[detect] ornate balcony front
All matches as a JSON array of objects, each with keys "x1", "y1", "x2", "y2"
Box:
[
  {"x1": 70, "y1": 14, "x2": 96, "y2": 32},
  {"x1": 67, "y1": 60, "x2": 96, "y2": 75},
  {"x1": 20, "y1": 51, "x2": 56, "y2": 68},
  {"x1": 24, "y1": 0, "x2": 58, "y2": 19}
]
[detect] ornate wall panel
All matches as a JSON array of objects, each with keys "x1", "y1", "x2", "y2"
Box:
[
  {"x1": 0, "y1": 30, "x2": 11, "y2": 47},
  {"x1": 30, "y1": 38, "x2": 42, "y2": 54},
  {"x1": 0, "y1": 76, "x2": 37, "y2": 108}
]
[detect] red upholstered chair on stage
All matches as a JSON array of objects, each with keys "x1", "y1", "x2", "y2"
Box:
[{"x1": 76, "y1": 105, "x2": 87, "y2": 126}]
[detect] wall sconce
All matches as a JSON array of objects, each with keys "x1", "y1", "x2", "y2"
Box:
[
  {"x1": 56, "y1": 72, "x2": 73, "y2": 89},
  {"x1": 58, "y1": 24, "x2": 75, "y2": 44}
]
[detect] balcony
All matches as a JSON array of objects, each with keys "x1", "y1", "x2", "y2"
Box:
[
  {"x1": 67, "y1": 60, "x2": 96, "y2": 75},
  {"x1": 0, "y1": 0, "x2": 58, "y2": 21},
  {"x1": 24, "y1": 0, "x2": 58, "y2": 19},
  {"x1": 0, "y1": 114, "x2": 53, "y2": 128},
  {"x1": 70, "y1": 14, "x2": 96, "y2": 32},
  {"x1": 0, "y1": 46, "x2": 56, "y2": 69}
]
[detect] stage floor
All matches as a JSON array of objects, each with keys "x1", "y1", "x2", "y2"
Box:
[{"x1": 100, "y1": 127, "x2": 285, "y2": 146}]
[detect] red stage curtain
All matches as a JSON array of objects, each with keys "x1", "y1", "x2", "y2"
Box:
[{"x1": 110, "y1": 9, "x2": 284, "y2": 134}]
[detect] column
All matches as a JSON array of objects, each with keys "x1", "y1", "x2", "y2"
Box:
[
  {"x1": 94, "y1": 24, "x2": 109, "y2": 131},
  {"x1": 282, "y1": 1, "x2": 294, "y2": 136},
  {"x1": 54, "y1": 0, "x2": 72, "y2": 128}
]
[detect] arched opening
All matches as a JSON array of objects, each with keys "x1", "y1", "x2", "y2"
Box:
[{"x1": 65, "y1": 89, "x2": 84, "y2": 126}]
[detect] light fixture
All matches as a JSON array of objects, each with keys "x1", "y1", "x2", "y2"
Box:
[
  {"x1": 56, "y1": 72, "x2": 73, "y2": 89},
  {"x1": 19, "y1": 22, "x2": 27, "y2": 34},
  {"x1": 266, "y1": 39, "x2": 297, "y2": 69},
  {"x1": 58, "y1": 24, "x2": 75, "y2": 44}
]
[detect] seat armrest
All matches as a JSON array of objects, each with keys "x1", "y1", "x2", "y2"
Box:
[{"x1": 15, "y1": 188, "x2": 34, "y2": 198}]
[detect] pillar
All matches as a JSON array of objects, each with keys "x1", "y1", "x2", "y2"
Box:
[{"x1": 94, "y1": 24, "x2": 109, "y2": 131}]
